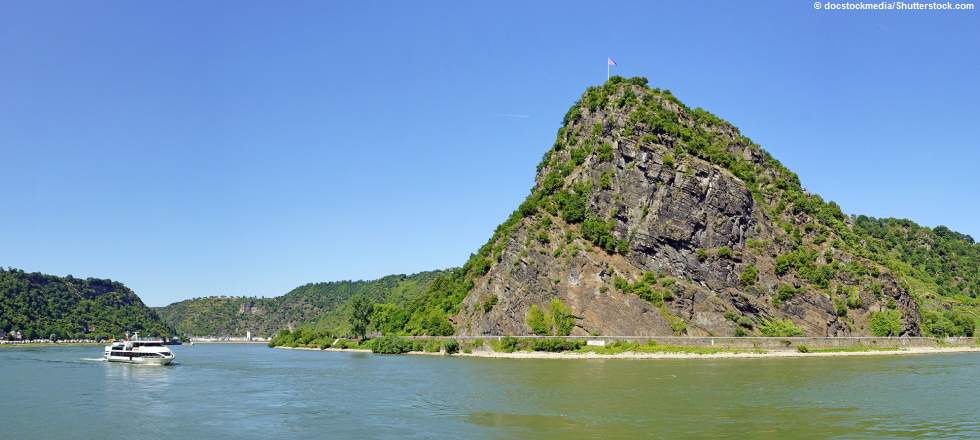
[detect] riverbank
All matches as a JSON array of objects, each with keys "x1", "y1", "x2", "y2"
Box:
[
  {"x1": 0, "y1": 342, "x2": 103, "y2": 348},
  {"x1": 279, "y1": 346, "x2": 372, "y2": 353},
  {"x1": 188, "y1": 341, "x2": 268, "y2": 344},
  {"x1": 449, "y1": 345, "x2": 980, "y2": 360},
  {"x1": 277, "y1": 343, "x2": 980, "y2": 360}
]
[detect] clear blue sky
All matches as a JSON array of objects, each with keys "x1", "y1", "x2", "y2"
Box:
[{"x1": 1, "y1": 1, "x2": 977, "y2": 306}]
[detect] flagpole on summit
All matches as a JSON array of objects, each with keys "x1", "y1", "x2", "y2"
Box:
[{"x1": 607, "y1": 57, "x2": 617, "y2": 80}]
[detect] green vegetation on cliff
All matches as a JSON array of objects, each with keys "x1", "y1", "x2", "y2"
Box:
[
  {"x1": 0, "y1": 268, "x2": 172, "y2": 339},
  {"x1": 853, "y1": 217, "x2": 978, "y2": 336},
  {"x1": 451, "y1": 76, "x2": 979, "y2": 336},
  {"x1": 525, "y1": 299, "x2": 575, "y2": 336}
]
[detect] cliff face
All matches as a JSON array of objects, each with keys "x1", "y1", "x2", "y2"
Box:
[{"x1": 454, "y1": 77, "x2": 920, "y2": 337}]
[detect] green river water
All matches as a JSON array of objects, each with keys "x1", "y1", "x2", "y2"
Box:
[{"x1": 0, "y1": 344, "x2": 977, "y2": 439}]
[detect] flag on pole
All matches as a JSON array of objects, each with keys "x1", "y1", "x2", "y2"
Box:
[{"x1": 607, "y1": 57, "x2": 617, "y2": 66}]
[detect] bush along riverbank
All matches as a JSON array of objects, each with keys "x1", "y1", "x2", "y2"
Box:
[
  {"x1": 268, "y1": 330, "x2": 478, "y2": 355},
  {"x1": 268, "y1": 330, "x2": 980, "y2": 359}
]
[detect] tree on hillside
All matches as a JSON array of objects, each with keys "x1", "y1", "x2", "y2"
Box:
[
  {"x1": 370, "y1": 303, "x2": 408, "y2": 335},
  {"x1": 348, "y1": 294, "x2": 373, "y2": 339}
]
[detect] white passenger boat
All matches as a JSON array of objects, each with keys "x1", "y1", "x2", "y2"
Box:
[{"x1": 103, "y1": 333, "x2": 175, "y2": 365}]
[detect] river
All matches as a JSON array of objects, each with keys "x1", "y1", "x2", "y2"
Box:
[{"x1": 1, "y1": 344, "x2": 978, "y2": 439}]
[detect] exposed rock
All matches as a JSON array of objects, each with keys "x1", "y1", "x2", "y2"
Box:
[{"x1": 455, "y1": 78, "x2": 920, "y2": 337}]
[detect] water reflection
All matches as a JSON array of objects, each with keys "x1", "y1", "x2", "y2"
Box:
[
  {"x1": 103, "y1": 358, "x2": 175, "y2": 387},
  {"x1": 100, "y1": 355, "x2": 177, "y2": 432}
]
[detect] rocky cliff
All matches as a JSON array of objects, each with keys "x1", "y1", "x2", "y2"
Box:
[{"x1": 452, "y1": 77, "x2": 924, "y2": 337}]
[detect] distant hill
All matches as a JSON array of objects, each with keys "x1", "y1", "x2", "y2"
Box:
[
  {"x1": 156, "y1": 270, "x2": 446, "y2": 337},
  {"x1": 0, "y1": 268, "x2": 173, "y2": 339}
]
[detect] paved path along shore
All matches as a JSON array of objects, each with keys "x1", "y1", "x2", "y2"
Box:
[{"x1": 278, "y1": 345, "x2": 980, "y2": 360}]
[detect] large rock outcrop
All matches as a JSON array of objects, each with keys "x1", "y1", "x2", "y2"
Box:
[{"x1": 453, "y1": 77, "x2": 920, "y2": 337}]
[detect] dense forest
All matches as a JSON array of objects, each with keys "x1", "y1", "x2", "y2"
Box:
[
  {"x1": 0, "y1": 268, "x2": 173, "y2": 339},
  {"x1": 852, "y1": 217, "x2": 979, "y2": 336},
  {"x1": 156, "y1": 271, "x2": 444, "y2": 337}
]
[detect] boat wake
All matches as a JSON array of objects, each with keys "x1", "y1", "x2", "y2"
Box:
[{"x1": 81, "y1": 357, "x2": 106, "y2": 362}]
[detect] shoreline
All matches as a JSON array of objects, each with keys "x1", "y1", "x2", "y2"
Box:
[
  {"x1": 187, "y1": 341, "x2": 268, "y2": 344},
  {"x1": 0, "y1": 342, "x2": 103, "y2": 348},
  {"x1": 277, "y1": 345, "x2": 980, "y2": 360}
]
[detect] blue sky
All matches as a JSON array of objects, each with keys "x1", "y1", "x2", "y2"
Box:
[{"x1": 1, "y1": 1, "x2": 977, "y2": 306}]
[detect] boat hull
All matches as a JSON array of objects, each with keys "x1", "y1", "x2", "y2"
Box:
[{"x1": 105, "y1": 355, "x2": 174, "y2": 366}]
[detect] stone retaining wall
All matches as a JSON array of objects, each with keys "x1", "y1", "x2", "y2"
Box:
[{"x1": 403, "y1": 335, "x2": 977, "y2": 350}]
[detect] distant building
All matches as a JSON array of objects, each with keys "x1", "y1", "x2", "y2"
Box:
[
  {"x1": 246, "y1": 330, "x2": 252, "y2": 341},
  {"x1": 239, "y1": 302, "x2": 257, "y2": 314}
]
